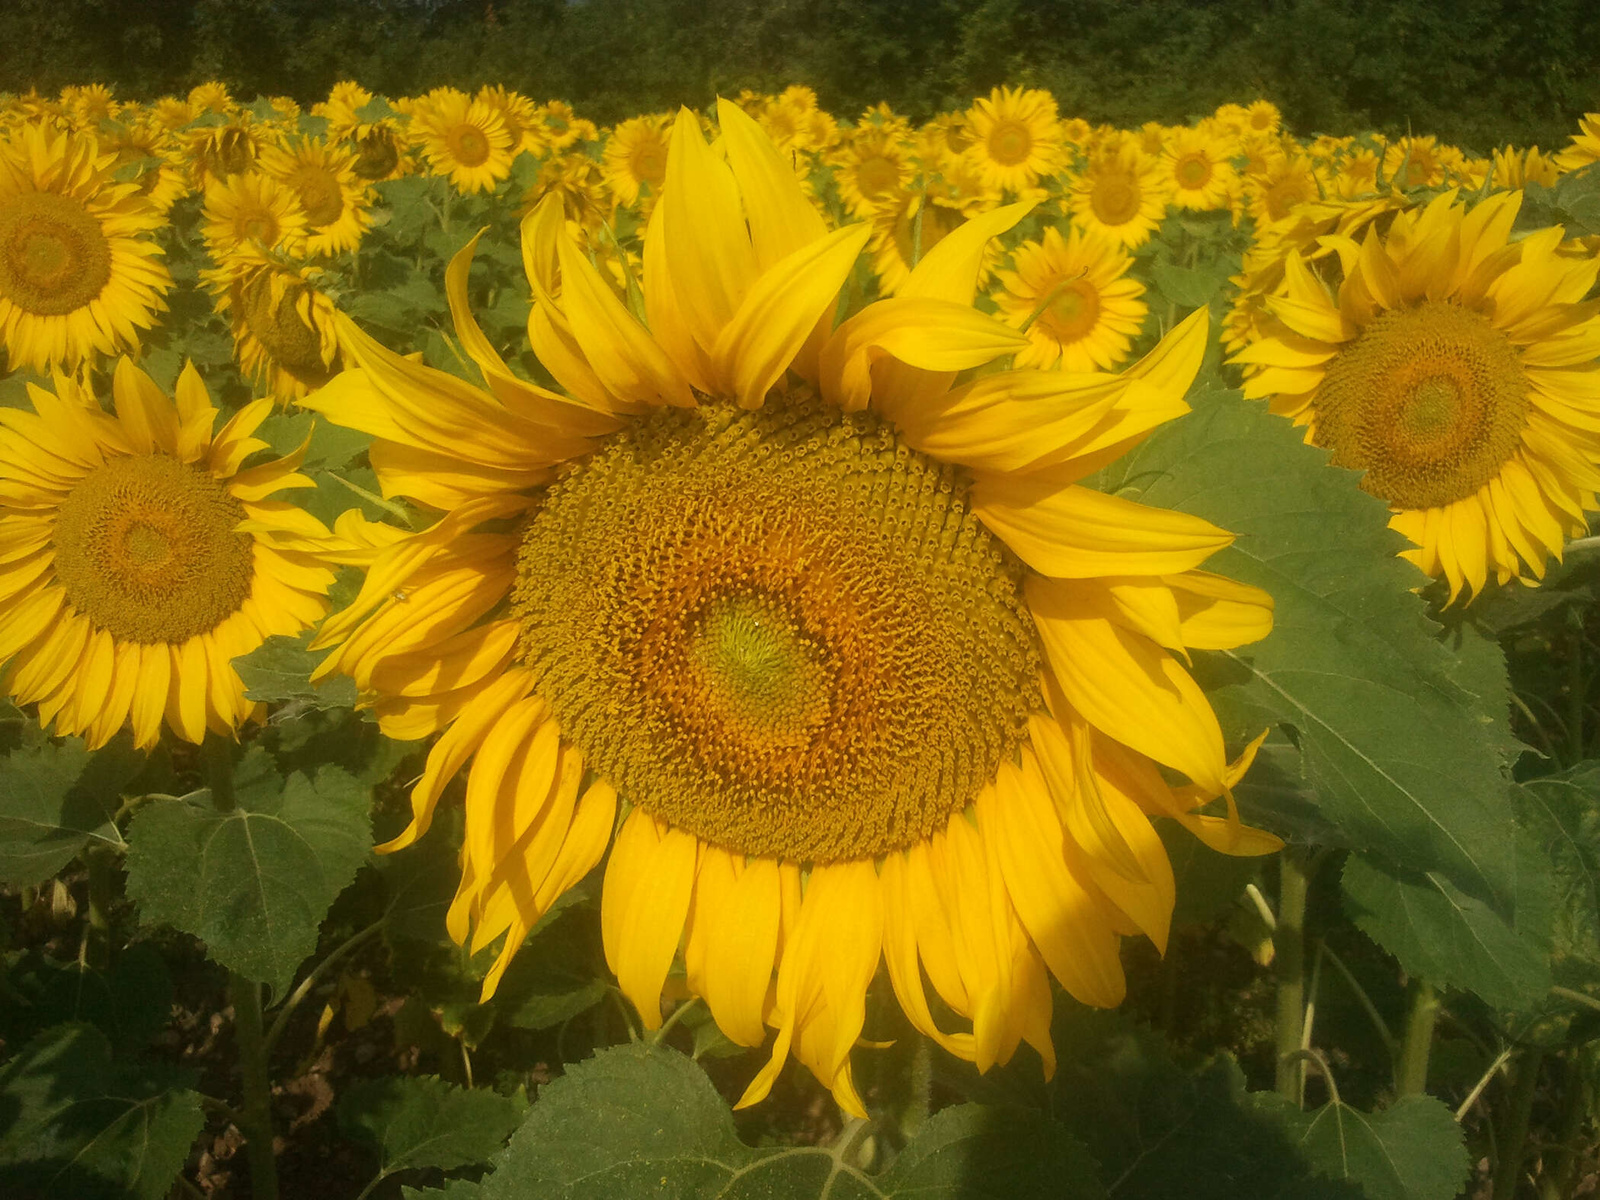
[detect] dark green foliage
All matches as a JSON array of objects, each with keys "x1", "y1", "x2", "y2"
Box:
[{"x1": 4, "y1": 0, "x2": 1599, "y2": 149}]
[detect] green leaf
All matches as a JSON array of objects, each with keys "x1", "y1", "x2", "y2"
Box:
[
  {"x1": 1148, "y1": 259, "x2": 1230, "y2": 308},
  {"x1": 1515, "y1": 765, "x2": 1600, "y2": 990},
  {"x1": 494, "y1": 906, "x2": 609, "y2": 1032},
  {"x1": 482, "y1": 1043, "x2": 1101, "y2": 1199},
  {"x1": 123, "y1": 749, "x2": 372, "y2": 995},
  {"x1": 1342, "y1": 847, "x2": 1552, "y2": 1010},
  {"x1": 0, "y1": 1023, "x2": 203, "y2": 1200},
  {"x1": 233, "y1": 632, "x2": 359, "y2": 709},
  {"x1": 0, "y1": 728, "x2": 141, "y2": 888},
  {"x1": 1257, "y1": 1093, "x2": 1469, "y2": 1200},
  {"x1": 1161, "y1": 818, "x2": 1266, "y2": 925},
  {"x1": 339, "y1": 1076, "x2": 524, "y2": 1180},
  {"x1": 1096, "y1": 390, "x2": 1520, "y2": 910},
  {"x1": 0, "y1": 944, "x2": 173, "y2": 1054}
]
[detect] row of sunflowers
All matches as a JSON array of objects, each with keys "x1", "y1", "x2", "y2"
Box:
[{"x1": 2, "y1": 74, "x2": 1599, "y2": 1200}]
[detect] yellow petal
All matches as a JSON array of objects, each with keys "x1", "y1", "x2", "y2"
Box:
[
  {"x1": 112, "y1": 358, "x2": 179, "y2": 456},
  {"x1": 972, "y1": 474, "x2": 1234, "y2": 578},
  {"x1": 701, "y1": 854, "x2": 783, "y2": 1047},
  {"x1": 899, "y1": 200, "x2": 1034, "y2": 305},
  {"x1": 713, "y1": 97, "x2": 828, "y2": 270},
  {"x1": 712, "y1": 222, "x2": 872, "y2": 408}
]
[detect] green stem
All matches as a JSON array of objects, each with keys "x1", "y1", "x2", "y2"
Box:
[
  {"x1": 1491, "y1": 1048, "x2": 1542, "y2": 1200},
  {"x1": 1568, "y1": 623, "x2": 1585, "y2": 765},
  {"x1": 203, "y1": 737, "x2": 236, "y2": 813},
  {"x1": 1274, "y1": 848, "x2": 1310, "y2": 1103},
  {"x1": 650, "y1": 996, "x2": 699, "y2": 1047},
  {"x1": 230, "y1": 973, "x2": 279, "y2": 1200},
  {"x1": 1395, "y1": 978, "x2": 1440, "y2": 1097},
  {"x1": 901, "y1": 1034, "x2": 933, "y2": 1140},
  {"x1": 1539, "y1": 1053, "x2": 1592, "y2": 1200},
  {"x1": 263, "y1": 919, "x2": 385, "y2": 1056}
]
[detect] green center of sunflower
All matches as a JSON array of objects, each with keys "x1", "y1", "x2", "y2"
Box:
[
  {"x1": 1091, "y1": 175, "x2": 1140, "y2": 226},
  {"x1": 238, "y1": 271, "x2": 334, "y2": 384},
  {"x1": 449, "y1": 125, "x2": 491, "y2": 167},
  {"x1": 52, "y1": 454, "x2": 253, "y2": 643},
  {"x1": 989, "y1": 120, "x2": 1033, "y2": 166},
  {"x1": 1312, "y1": 300, "x2": 1531, "y2": 509},
  {"x1": 510, "y1": 398, "x2": 1041, "y2": 863},
  {"x1": 0, "y1": 192, "x2": 113, "y2": 316}
]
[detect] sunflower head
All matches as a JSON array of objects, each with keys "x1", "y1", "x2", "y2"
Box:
[{"x1": 1233, "y1": 189, "x2": 1600, "y2": 600}]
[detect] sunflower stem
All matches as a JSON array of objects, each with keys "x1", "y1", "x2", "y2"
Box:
[
  {"x1": 1540, "y1": 1053, "x2": 1592, "y2": 1200},
  {"x1": 900, "y1": 1033, "x2": 933, "y2": 1140},
  {"x1": 1567, "y1": 617, "x2": 1585, "y2": 765},
  {"x1": 1491, "y1": 1048, "x2": 1542, "y2": 1200},
  {"x1": 230, "y1": 972, "x2": 280, "y2": 1200},
  {"x1": 81, "y1": 843, "x2": 116, "y2": 971},
  {"x1": 1395, "y1": 977, "x2": 1439, "y2": 1097},
  {"x1": 203, "y1": 737, "x2": 236, "y2": 814},
  {"x1": 1273, "y1": 847, "x2": 1310, "y2": 1103}
]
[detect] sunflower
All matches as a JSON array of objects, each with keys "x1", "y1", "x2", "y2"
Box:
[
  {"x1": 411, "y1": 89, "x2": 515, "y2": 195},
  {"x1": 257, "y1": 137, "x2": 374, "y2": 256},
  {"x1": 201, "y1": 172, "x2": 309, "y2": 264},
  {"x1": 477, "y1": 85, "x2": 543, "y2": 157},
  {"x1": 303, "y1": 101, "x2": 1279, "y2": 1115},
  {"x1": 1489, "y1": 145, "x2": 1561, "y2": 191},
  {"x1": 100, "y1": 115, "x2": 188, "y2": 215},
  {"x1": 830, "y1": 125, "x2": 916, "y2": 218},
  {"x1": 182, "y1": 114, "x2": 270, "y2": 188},
  {"x1": 1232, "y1": 190, "x2": 1600, "y2": 600},
  {"x1": 600, "y1": 114, "x2": 673, "y2": 212},
  {"x1": 0, "y1": 122, "x2": 171, "y2": 375},
  {"x1": 0, "y1": 359, "x2": 336, "y2": 749},
  {"x1": 868, "y1": 175, "x2": 997, "y2": 296},
  {"x1": 962, "y1": 86, "x2": 1066, "y2": 195},
  {"x1": 1241, "y1": 152, "x2": 1322, "y2": 227},
  {"x1": 1163, "y1": 125, "x2": 1239, "y2": 213},
  {"x1": 1065, "y1": 144, "x2": 1171, "y2": 249},
  {"x1": 209, "y1": 260, "x2": 343, "y2": 402},
  {"x1": 992, "y1": 225, "x2": 1148, "y2": 371}
]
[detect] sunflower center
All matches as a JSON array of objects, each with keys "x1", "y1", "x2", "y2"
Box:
[
  {"x1": 511, "y1": 398, "x2": 1041, "y2": 863},
  {"x1": 989, "y1": 120, "x2": 1034, "y2": 166},
  {"x1": 0, "y1": 192, "x2": 113, "y2": 316},
  {"x1": 1175, "y1": 154, "x2": 1212, "y2": 190},
  {"x1": 855, "y1": 154, "x2": 900, "y2": 199},
  {"x1": 291, "y1": 167, "x2": 345, "y2": 227},
  {"x1": 1044, "y1": 279, "x2": 1101, "y2": 342},
  {"x1": 449, "y1": 125, "x2": 491, "y2": 167},
  {"x1": 239, "y1": 272, "x2": 332, "y2": 382},
  {"x1": 1091, "y1": 175, "x2": 1141, "y2": 225},
  {"x1": 52, "y1": 454, "x2": 253, "y2": 643},
  {"x1": 1265, "y1": 178, "x2": 1313, "y2": 222},
  {"x1": 1312, "y1": 300, "x2": 1531, "y2": 509},
  {"x1": 630, "y1": 141, "x2": 667, "y2": 187},
  {"x1": 352, "y1": 130, "x2": 400, "y2": 180}
]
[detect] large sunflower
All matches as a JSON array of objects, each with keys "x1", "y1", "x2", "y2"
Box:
[
  {"x1": 1232, "y1": 190, "x2": 1600, "y2": 600},
  {"x1": 0, "y1": 122, "x2": 171, "y2": 375},
  {"x1": 0, "y1": 360, "x2": 336, "y2": 749},
  {"x1": 304, "y1": 102, "x2": 1279, "y2": 1115}
]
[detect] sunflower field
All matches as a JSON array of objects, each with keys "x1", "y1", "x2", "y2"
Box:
[{"x1": 1, "y1": 72, "x2": 1599, "y2": 1200}]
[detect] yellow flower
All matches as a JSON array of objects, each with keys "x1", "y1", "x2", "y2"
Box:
[
  {"x1": 0, "y1": 122, "x2": 171, "y2": 375},
  {"x1": 182, "y1": 114, "x2": 271, "y2": 188},
  {"x1": 1241, "y1": 152, "x2": 1322, "y2": 227},
  {"x1": 1066, "y1": 144, "x2": 1171, "y2": 249},
  {"x1": 411, "y1": 89, "x2": 515, "y2": 195},
  {"x1": 257, "y1": 137, "x2": 374, "y2": 256},
  {"x1": 477, "y1": 85, "x2": 544, "y2": 157},
  {"x1": 208, "y1": 260, "x2": 343, "y2": 402},
  {"x1": 1233, "y1": 190, "x2": 1600, "y2": 601},
  {"x1": 0, "y1": 359, "x2": 336, "y2": 749},
  {"x1": 829, "y1": 125, "x2": 916, "y2": 218},
  {"x1": 1490, "y1": 145, "x2": 1561, "y2": 191},
  {"x1": 1163, "y1": 125, "x2": 1239, "y2": 213},
  {"x1": 993, "y1": 225, "x2": 1148, "y2": 371},
  {"x1": 600, "y1": 115, "x2": 673, "y2": 211},
  {"x1": 962, "y1": 86, "x2": 1067, "y2": 194},
  {"x1": 304, "y1": 101, "x2": 1278, "y2": 1116},
  {"x1": 201, "y1": 172, "x2": 310, "y2": 264}
]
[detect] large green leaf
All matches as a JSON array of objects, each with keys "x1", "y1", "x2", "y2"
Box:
[
  {"x1": 1255, "y1": 1093, "x2": 1469, "y2": 1200},
  {"x1": 1341, "y1": 838, "x2": 1553, "y2": 1011},
  {"x1": 123, "y1": 747, "x2": 372, "y2": 995},
  {"x1": 1096, "y1": 390, "x2": 1520, "y2": 910},
  {"x1": 232, "y1": 632, "x2": 359, "y2": 709},
  {"x1": 0, "y1": 1023, "x2": 203, "y2": 1200},
  {"x1": 0, "y1": 945, "x2": 173, "y2": 1054},
  {"x1": 339, "y1": 1075, "x2": 525, "y2": 1188},
  {"x1": 481, "y1": 1044, "x2": 1101, "y2": 1200},
  {"x1": 1515, "y1": 764, "x2": 1600, "y2": 991},
  {"x1": 0, "y1": 729, "x2": 141, "y2": 888}
]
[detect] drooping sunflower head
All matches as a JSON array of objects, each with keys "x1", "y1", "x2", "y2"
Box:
[
  {"x1": 0, "y1": 121, "x2": 171, "y2": 374},
  {"x1": 182, "y1": 115, "x2": 269, "y2": 188},
  {"x1": 0, "y1": 359, "x2": 336, "y2": 749},
  {"x1": 1233, "y1": 189, "x2": 1600, "y2": 600},
  {"x1": 304, "y1": 99, "x2": 1280, "y2": 1117},
  {"x1": 207, "y1": 259, "x2": 343, "y2": 402}
]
